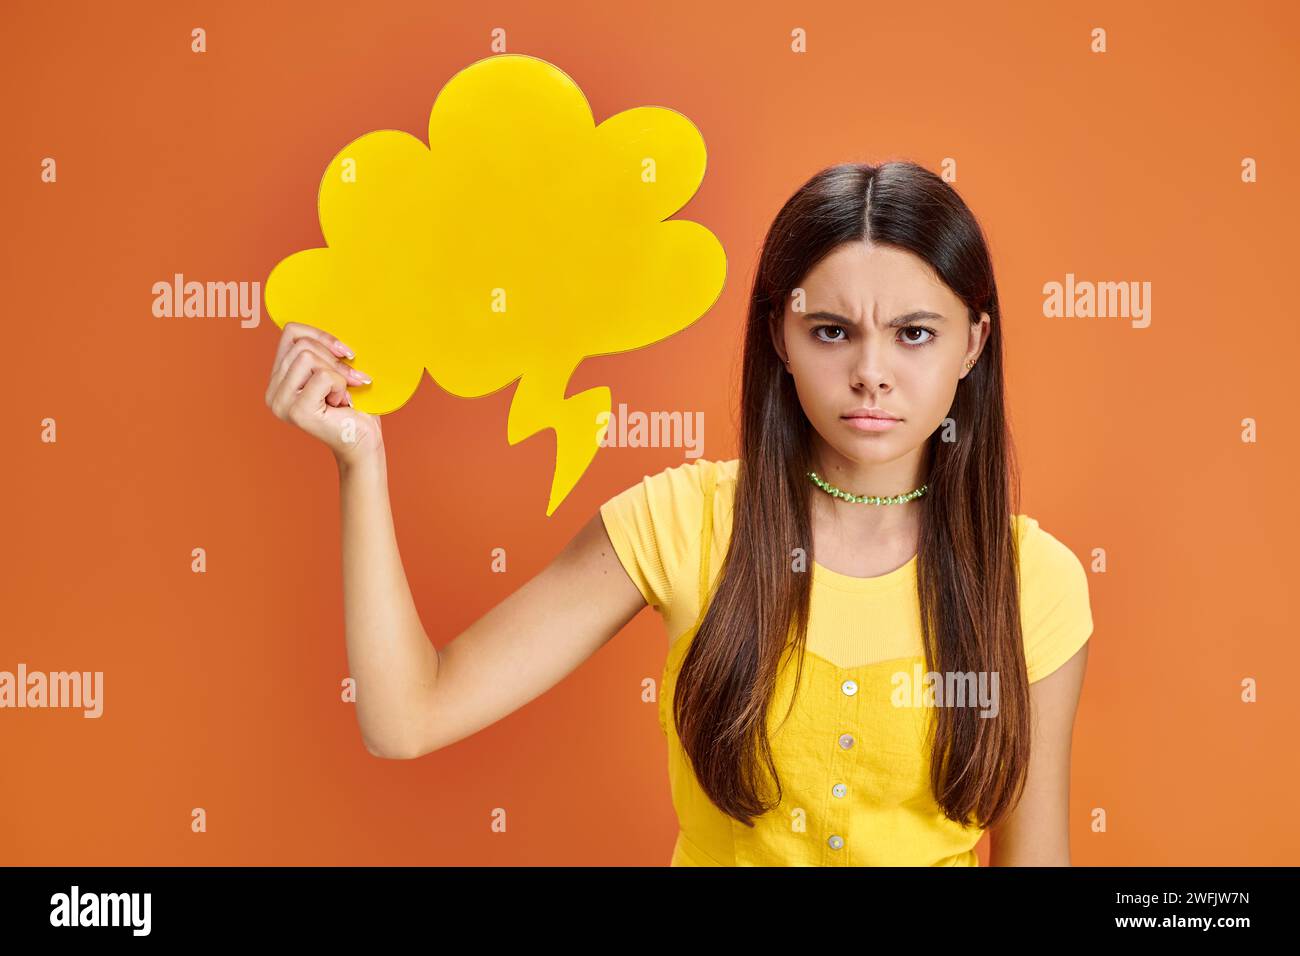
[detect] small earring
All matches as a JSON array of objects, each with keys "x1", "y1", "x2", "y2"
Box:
[{"x1": 964, "y1": 359, "x2": 975, "y2": 371}]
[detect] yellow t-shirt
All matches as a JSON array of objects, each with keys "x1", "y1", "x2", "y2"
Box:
[{"x1": 600, "y1": 457, "x2": 1094, "y2": 866}]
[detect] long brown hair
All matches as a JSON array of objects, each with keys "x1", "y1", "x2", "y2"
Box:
[{"x1": 672, "y1": 160, "x2": 1028, "y2": 830}]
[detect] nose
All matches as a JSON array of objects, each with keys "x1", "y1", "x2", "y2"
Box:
[{"x1": 849, "y1": 335, "x2": 891, "y2": 391}]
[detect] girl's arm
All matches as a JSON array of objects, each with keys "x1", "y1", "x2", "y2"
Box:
[
  {"x1": 340, "y1": 452, "x2": 646, "y2": 758},
  {"x1": 988, "y1": 643, "x2": 1089, "y2": 865},
  {"x1": 266, "y1": 320, "x2": 648, "y2": 761}
]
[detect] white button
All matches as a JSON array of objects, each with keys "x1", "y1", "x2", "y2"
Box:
[
  {"x1": 838, "y1": 733, "x2": 854, "y2": 750},
  {"x1": 841, "y1": 679, "x2": 858, "y2": 696},
  {"x1": 832, "y1": 783, "x2": 847, "y2": 798},
  {"x1": 828, "y1": 835, "x2": 845, "y2": 850}
]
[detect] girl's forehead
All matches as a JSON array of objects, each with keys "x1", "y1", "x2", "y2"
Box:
[
  {"x1": 794, "y1": 252, "x2": 958, "y2": 318},
  {"x1": 790, "y1": 274, "x2": 956, "y2": 323}
]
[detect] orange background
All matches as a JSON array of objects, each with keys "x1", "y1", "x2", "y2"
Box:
[{"x1": 3, "y1": 0, "x2": 1297, "y2": 865}]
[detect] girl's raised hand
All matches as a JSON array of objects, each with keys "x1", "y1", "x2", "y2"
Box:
[{"x1": 264, "y1": 321, "x2": 383, "y2": 468}]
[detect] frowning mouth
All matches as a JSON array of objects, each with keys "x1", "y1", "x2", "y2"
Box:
[
  {"x1": 842, "y1": 414, "x2": 901, "y2": 432},
  {"x1": 842, "y1": 407, "x2": 900, "y2": 421}
]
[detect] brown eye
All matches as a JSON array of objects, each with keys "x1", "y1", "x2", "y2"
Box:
[
  {"x1": 813, "y1": 325, "x2": 846, "y2": 343},
  {"x1": 900, "y1": 326, "x2": 936, "y2": 346}
]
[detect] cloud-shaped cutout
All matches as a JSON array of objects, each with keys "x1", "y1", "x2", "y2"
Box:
[{"x1": 265, "y1": 53, "x2": 727, "y2": 516}]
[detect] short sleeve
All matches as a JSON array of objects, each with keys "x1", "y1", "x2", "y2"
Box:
[
  {"x1": 1016, "y1": 516, "x2": 1094, "y2": 683},
  {"x1": 598, "y1": 459, "x2": 711, "y2": 617}
]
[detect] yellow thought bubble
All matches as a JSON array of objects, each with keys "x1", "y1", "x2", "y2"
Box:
[{"x1": 265, "y1": 53, "x2": 727, "y2": 515}]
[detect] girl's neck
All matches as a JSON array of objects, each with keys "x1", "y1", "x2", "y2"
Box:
[
  {"x1": 811, "y1": 489, "x2": 921, "y2": 546},
  {"x1": 806, "y1": 439, "x2": 930, "y2": 554}
]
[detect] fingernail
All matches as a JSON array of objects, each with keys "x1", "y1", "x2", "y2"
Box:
[
  {"x1": 334, "y1": 339, "x2": 356, "y2": 360},
  {"x1": 350, "y1": 368, "x2": 372, "y2": 385}
]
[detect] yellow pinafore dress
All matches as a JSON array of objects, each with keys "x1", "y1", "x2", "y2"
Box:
[{"x1": 658, "y1": 462, "x2": 983, "y2": 866}]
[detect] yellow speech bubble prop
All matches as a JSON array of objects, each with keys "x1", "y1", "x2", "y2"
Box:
[{"x1": 265, "y1": 53, "x2": 727, "y2": 515}]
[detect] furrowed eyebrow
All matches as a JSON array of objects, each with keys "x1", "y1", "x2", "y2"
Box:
[{"x1": 802, "y1": 309, "x2": 948, "y2": 327}]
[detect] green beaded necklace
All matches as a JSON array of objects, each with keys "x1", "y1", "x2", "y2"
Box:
[{"x1": 806, "y1": 470, "x2": 928, "y2": 505}]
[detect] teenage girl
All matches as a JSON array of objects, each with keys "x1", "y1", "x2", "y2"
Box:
[{"x1": 264, "y1": 160, "x2": 1093, "y2": 866}]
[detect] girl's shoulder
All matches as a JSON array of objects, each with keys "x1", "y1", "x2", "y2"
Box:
[
  {"x1": 1012, "y1": 513, "x2": 1087, "y2": 577},
  {"x1": 617, "y1": 457, "x2": 738, "y2": 507},
  {"x1": 597, "y1": 458, "x2": 736, "y2": 629},
  {"x1": 1011, "y1": 513, "x2": 1094, "y2": 682},
  {"x1": 651, "y1": 456, "x2": 738, "y2": 488}
]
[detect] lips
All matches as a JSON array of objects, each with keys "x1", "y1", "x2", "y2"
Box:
[
  {"x1": 843, "y1": 411, "x2": 900, "y2": 421},
  {"x1": 842, "y1": 415, "x2": 901, "y2": 432}
]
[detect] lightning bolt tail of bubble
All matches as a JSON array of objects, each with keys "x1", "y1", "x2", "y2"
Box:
[{"x1": 506, "y1": 367, "x2": 611, "y2": 517}]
